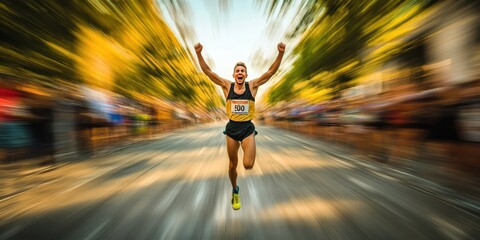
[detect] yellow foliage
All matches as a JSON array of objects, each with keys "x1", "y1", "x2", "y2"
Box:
[{"x1": 298, "y1": 87, "x2": 331, "y2": 104}]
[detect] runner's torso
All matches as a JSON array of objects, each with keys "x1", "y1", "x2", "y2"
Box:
[{"x1": 226, "y1": 82, "x2": 255, "y2": 122}]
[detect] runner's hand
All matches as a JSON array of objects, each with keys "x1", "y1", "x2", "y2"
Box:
[
  {"x1": 277, "y1": 42, "x2": 286, "y2": 53},
  {"x1": 194, "y1": 43, "x2": 203, "y2": 53}
]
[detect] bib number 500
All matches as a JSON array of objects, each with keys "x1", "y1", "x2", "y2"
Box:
[
  {"x1": 231, "y1": 100, "x2": 249, "y2": 114},
  {"x1": 234, "y1": 105, "x2": 245, "y2": 112}
]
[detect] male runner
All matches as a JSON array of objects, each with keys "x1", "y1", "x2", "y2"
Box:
[{"x1": 194, "y1": 42, "x2": 285, "y2": 210}]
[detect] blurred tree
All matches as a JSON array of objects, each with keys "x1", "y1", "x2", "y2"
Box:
[
  {"x1": 0, "y1": 1, "x2": 81, "y2": 82},
  {"x1": 264, "y1": 0, "x2": 438, "y2": 104},
  {"x1": 0, "y1": 0, "x2": 222, "y2": 110}
]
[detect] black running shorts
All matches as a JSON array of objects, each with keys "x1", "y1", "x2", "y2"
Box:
[{"x1": 224, "y1": 120, "x2": 257, "y2": 142}]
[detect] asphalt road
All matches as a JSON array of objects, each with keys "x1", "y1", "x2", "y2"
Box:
[{"x1": 0, "y1": 122, "x2": 479, "y2": 240}]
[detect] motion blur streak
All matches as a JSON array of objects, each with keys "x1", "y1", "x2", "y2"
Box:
[
  {"x1": 1, "y1": 124, "x2": 479, "y2": 239},
  {"x1": 0, "y1": 0, "x2": 479, "y2": 239}
]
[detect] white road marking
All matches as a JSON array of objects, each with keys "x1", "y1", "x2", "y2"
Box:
[
  {"x1": 154, "y1": 186, "x2": 182, "y2": 214},
  {"x1": 373, "y1": 172, "x2": 398, "y2": 181},
  {"x1": 85, "y1": 219, "x2": 110, "y2": 240},
  {"x1": 348, "y1": 177, "x2": 375, "y2": 192},
  {"x1": 193, "y1": 182, "x2": 206, "y2": 208},
  {"x1": 335, "y1": 159, "x2": 355, "y2": 168},
  {"x1": 303, "y1": 145, "x2": 314, "y2": 151},
  {"x1": 0, "y1": 226, "x2": 21, "y2": 239},
  {"x1": 429, "y1": 215, "x2": 466, "y2": 239}
]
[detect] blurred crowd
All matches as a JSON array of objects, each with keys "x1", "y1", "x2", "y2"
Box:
[
  {"x1": 261, "y1": 77, "x2": 480, "y2": 192},
  {"x1": 0, "y1": 79, "x2": 221, "y2": 163},
  {"x1": 259, "y1": 1, "x2": 480, "y2": 195}
]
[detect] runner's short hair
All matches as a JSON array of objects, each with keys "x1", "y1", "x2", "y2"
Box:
[{"x1": 234, "y1": 62, "x2": 247, "y2": 73}]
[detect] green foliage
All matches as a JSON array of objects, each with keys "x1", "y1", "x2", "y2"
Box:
[
  {"x1": 0, "y1": 0, "x2": 222, "y2": 110},
  {"x1": 264, "y1": 0, "x2": 436, "y2": 104}
]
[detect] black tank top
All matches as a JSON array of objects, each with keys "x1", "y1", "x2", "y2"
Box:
[
  {"x1": 226, "y1": 82, "x2": 255, "y2": 121},
  {"x1": 227, "y1": 82, "x2": 255, "y2": 101}
]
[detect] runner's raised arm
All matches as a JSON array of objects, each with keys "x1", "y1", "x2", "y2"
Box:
[
  {"x1": 250, "y1": 42, "x2": 286, "y2": 89},
  {"x1": 194, "y1": 43, "x2": 229, "y2": 92}
]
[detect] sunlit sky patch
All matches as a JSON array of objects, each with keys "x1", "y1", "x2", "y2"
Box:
[{"x1": 156, "y1": 0, "x2": 304, "y2": 99}]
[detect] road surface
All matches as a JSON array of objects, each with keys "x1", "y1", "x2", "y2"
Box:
[{"x1": 0, "y1": 122, "x2": 478, "y2": 239}]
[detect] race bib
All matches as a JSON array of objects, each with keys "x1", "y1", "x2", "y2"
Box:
[{"x1": 231, "y1": 100, "x2": 249, "y2": 114}]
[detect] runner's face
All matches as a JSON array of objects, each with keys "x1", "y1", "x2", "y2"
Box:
[{"x1": 233, "y1": 66, "x2": 247, "y2": 85}]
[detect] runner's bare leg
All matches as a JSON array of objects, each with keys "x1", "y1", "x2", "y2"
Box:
[
  {"x1": 241, "y1": 133, "x2": 256, "y2": 170},
  {"x1": 226, "y1": 136, "x2": 240, "y2": 188}
]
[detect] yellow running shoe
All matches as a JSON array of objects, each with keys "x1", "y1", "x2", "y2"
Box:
[{"x1": 231, "y1": 187, "x2": 241, "y2": 210}]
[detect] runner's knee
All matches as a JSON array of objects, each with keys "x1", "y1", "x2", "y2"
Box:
[
  {"x1": 229, "y1": 161, "x2": 238, "y2": 169},
  {"x1": 244, "y1": 165, "x2": 253, "y2": 170},
  {"x1": 243, "y1": 162, "x2": 254, "y2": 170}
]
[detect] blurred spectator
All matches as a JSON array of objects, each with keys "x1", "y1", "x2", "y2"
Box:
[
  {"x1": 134, "y1": 107, "x2": 150, "y2": 135},
  {"x1": 74, "y1": 97, "x2": 94, "y2": 157},
  {"x1": 80, "y1": 85, "x2": 113, "y2": 128},
  {"x1": 0, "y1": 81, "x2": 34, "y2": 162},
  {"x1": 453, "y1": 79, "x2": 480, "y2": 188},
  {"x1": 148, "y1": 106, "x2": 159, "y2": 137},
  {"x1": 25, "y1": 86, "x2": 55, "y2": 164},
  {"x1": 457, "y1": 79, "x2": 480, "y2": 143},
  {"x1": 52, "y1": 85, "x2": 78, "y2": 162}
]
